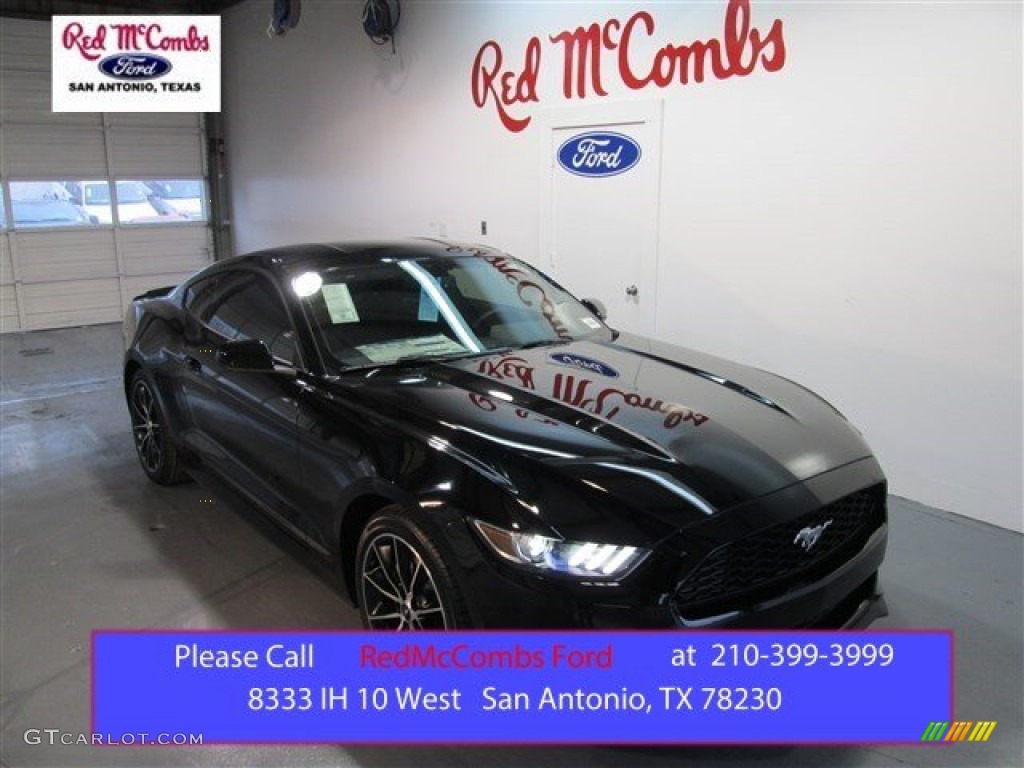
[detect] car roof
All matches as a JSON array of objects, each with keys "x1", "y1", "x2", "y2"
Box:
[{"x1": 205, "y1": 239, "x2": 505, "y2": 276}]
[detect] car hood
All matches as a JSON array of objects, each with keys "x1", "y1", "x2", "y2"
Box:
[{"x1": 334, "y1": 336, "x2": 874, "y2": 525}]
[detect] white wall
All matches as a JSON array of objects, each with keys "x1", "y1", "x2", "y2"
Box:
[{"x1": 222, "y1": 1, "x2": 1022, "y2": 532}]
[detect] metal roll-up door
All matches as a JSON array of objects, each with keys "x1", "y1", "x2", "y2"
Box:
[{"x1": 1, "y1": 17, "x2": 214, "y2": 333}]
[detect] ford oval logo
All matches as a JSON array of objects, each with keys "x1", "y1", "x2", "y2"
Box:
[
  {"x1": 549, "y1": 353, "x2": 620, "y2": 379},
  {"x1": 557, "y1": 131, "x2": 641, "y2": 178},
  {"x1": 98, "y1": 54, "x2": 173, "y2": 80}
]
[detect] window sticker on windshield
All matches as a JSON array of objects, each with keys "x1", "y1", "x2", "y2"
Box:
[
  {"x1": 356, "y1": 334, "x2": 466, "y2": 363},
  {"x1": 322, "y1": 283, "x2": 359, "y2": 324},
  {"x1": 582, "y1": 317, "x2": 602, "y2": 329}
]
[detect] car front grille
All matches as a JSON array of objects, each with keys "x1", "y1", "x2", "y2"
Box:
[{"x1": 672, "y1": 485, "x2": 885, "y2": 618}]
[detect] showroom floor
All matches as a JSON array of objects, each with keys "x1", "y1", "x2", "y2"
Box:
[{"x1": 1, "y1": 324, "x2": 1021, "y2": 768}]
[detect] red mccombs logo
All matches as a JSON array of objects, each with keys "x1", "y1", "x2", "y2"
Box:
[
  {"x1": 61, "y1": 21, "x2": 211, "y2": 62},
  {"x1": 470, "y1": 0, "x2": 787, "y2": 133},
  {"x1": 52, "y1": 15, "x2": 221, "y2": 112}
]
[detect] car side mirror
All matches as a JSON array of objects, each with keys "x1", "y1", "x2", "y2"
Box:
[
  {"x1": 217, "y1": 339, "x2": 274, "y2": 371},
  {"x1": 581, "y1": 298, "x2": 607, "y2": 321}
]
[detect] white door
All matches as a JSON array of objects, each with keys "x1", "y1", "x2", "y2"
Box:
[{"x1": 539, "y1": 101, "x2": 663, "y2": 337}]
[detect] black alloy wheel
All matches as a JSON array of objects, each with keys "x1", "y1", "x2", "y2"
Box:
[
  {"x1": 129, "y1": 371, "x2": 187, "y2": 485},
  {"x1": 357, "y1": 509, "x2": 470, "y2": 630}
]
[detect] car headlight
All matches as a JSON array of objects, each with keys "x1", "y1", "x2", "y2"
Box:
[{"x1": 471, "y1": 520, "x2": 648, "y2": 580}]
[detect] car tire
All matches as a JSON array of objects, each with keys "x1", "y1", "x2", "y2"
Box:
[
  {"x1": 356, "y1": 507, "x2": 472, "y2": 630},
  {"x1": 128, "y1": 370, "x2": 188, "y2": 486}
]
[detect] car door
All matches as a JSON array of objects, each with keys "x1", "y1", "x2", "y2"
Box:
[{"x1": 177, "y1": 269, "x2": 312, "y2": 541}]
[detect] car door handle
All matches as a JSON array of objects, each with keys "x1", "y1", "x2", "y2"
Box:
[{"x1": 185, "y1": 355, "x2": 203, "y2": 373}]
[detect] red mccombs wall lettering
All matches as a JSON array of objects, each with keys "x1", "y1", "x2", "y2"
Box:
[{"x1": 471, "y1": 0, "x2": 787, "y2": 133}]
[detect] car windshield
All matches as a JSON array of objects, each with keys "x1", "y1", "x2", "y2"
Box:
[
  {"x1": 290, "y1": 252, "x2": 610, "y2": 370},
  {"x1": 116, "y1": 181, "x2": 150, "y2": 203},
  {"x1": 11, "y1": 199, "x2": 87, "y2": 226},
  {"x1": 83, "y1": 183, "x2": 111, "y2": 204},
  {"x1": 149, "y1": 180, "x2": 201, "y2": 198}
]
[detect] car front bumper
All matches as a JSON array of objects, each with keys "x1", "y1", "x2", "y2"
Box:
[
  {"x1": 453, "y1": 519, "x2": 887, "y2": 630},
  {"x1": 442, "y1": 458, "x2": 890, "y2": 631}
]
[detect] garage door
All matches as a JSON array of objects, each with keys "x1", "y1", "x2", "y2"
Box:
[{"x1": 0, "y1": 18, "x2": 213, "y2": 333}]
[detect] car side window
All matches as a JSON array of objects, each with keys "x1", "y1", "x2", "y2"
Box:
[
  {"x1": 195, "y1": 271, "x2": 300, "y2": 367},
  {"x1": 183, "y1": 275, "x2": 224, "y2": 320}
]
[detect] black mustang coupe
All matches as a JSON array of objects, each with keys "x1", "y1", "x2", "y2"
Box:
[{"x1": 124, "y1": 240, "x2": 888, "y2": 631}]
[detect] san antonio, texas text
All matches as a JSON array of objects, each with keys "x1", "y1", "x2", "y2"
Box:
[{"x1": 68, "y1": 82, "x2": 201, "y2": 93}]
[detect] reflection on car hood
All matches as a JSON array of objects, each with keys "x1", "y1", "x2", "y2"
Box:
[{"x1": 339, "y1": 336, "x2": 874, "y2": 518}]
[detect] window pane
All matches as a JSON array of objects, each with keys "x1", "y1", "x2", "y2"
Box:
[
  {"x1": 10, "y1": 181, "x2": 101, "y2": 229},
  {"x1": 184, "y1": 275, "x2": 224, "y2": 319},
  {"x1": 137, "y1": 178, "x2": 208, "y2": 222},
  {"x1": 65, "y1": 181, "x2": 113, "y2": 224},
  {"x1": 0, "y1": 187, "x2": 6, "y2": 229},
  {"x1": 112, "y1": 180, "x2": 164, "y2": 224},
  {"x1": 204, "y1": 273, "x2": 297, "y2": 365}
]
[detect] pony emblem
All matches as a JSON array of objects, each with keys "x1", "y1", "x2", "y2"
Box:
[{"x1": 794, "y1": 520, "x2": 833, "y2": 552}]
